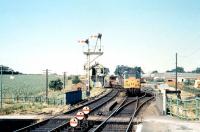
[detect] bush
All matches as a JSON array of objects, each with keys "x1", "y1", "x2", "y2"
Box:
[
  {"x1": 68, "y1": 76, "x2": 72, "y2": 80},
  {"x1": 72, "y1": 76, "x2": 81, "y2": 84},
  {"x1": 155, "y1": 79, "x2": 165, "y2": 82},
  {"x1": 184, "y1": 79, "x2": 194, "y2": 86},
  {"x1": 49, "y1": 79, "x2": 63, "y2": 91}
]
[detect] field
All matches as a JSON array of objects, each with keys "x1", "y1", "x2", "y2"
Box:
[
  {"x1": 0, "y1": 74, "x2": 106, "y2": 115},
  {"x1": 1, "y1": 74, "x2": 65, "y2": 98}
]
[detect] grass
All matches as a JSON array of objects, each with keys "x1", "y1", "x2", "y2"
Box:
[
  {"x1": 89, "y1": 87, "x2": 107, "y2": 97},
  {"x1": 0, "y1": 100, "x2": 71, "y2": 115},
  {"x1": 0, "y1": 75, "x2": 107, "y2": 115},
  {"x1": 2, "y1": 74, "x2": 64, "y2": 97},
  {"x1": 0, "y1": 102, "x2": 47, "y2": 115},
  {"x1": 0, "y1": 74, "x2": 72, "y2": 115}
]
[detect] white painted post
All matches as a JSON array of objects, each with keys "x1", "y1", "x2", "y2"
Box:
[
  {"x1": 64, "y1": 93, "x2": 66, "y2": 105},
  {"x1": 162, "y1": 89, "x2": 167, "y2": 115}
]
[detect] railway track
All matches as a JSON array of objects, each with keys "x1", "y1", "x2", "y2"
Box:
[
  {"x1": 90, "y1": 92, "x2": 154, "y2": 132},
  {"x1": 49, "y1": 90, "x2": 119, "y2": 132},
  {"x1": 14, "y1": 89, "x2": 119, "y2": 132}
]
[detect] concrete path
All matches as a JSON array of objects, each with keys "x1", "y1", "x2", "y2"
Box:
[{"x1": 137, "y1": 116, "x2": 200, "y2": 132}]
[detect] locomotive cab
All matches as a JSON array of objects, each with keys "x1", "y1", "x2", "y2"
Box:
[{"x1": 123, "y1": 75, "x2": 141, "y2": 96}]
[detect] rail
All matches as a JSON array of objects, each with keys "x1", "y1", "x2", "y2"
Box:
[
  {"x1": 14, "y1": 89, "x2": 117, "y2": 132},
  {"x1": 49, "y1": 89, "x2": 119, "y2": 132},
  {"x1": 126, "y1": 96, "x2": 154, "y2": 132},
  {"x1": 91, "y1": 97, "x2": 128, "y2": 132},
  {"x1": 92, "y1": 93, "x2": 148, "y2": 132}
]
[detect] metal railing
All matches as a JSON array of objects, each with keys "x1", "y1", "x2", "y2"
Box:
[
  {"x1": 2, "y1": 96, "x2": 64, "y2": 105},
  {"x1": 167, "y1": 97, "x2": 200, "y2": 120},
  {"x1": 183, "y1": 86, "x2": 200, "y2": 95}
]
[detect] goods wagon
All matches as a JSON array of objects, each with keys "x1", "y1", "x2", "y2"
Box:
[{"x1": 65, "y1": 90, "x2": 82, "y2": 105}]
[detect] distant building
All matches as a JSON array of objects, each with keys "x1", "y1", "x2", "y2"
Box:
[
  {"x1": 152, "y1": 73, "x2": 200, "y2": 80},
  {"x1": 91, "y1": 63, "x2": 109, "y2": 87},
  {"x1": 150, "y1": 72, "x2": 200, "y2": 89}
]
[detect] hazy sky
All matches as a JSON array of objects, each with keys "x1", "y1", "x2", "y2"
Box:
[{"x1": 1, "y1": 0, "x2": 200, "y2": 74}]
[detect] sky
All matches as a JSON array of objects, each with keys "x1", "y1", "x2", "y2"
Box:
[{"x1": 0, "y1": 0, "x2": 200, "y2": 74}]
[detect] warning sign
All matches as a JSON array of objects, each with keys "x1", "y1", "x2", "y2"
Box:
[
  {"x1": 76, "y1": 111, "x2": 85, "y2": 120},
  {"x1": 70, "y1": 117, "x2": 78, "y2": 127},
  {"x1": 82, "y1": 106, "x2": 90, "y2": 114}
]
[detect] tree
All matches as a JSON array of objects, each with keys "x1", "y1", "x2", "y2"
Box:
[
  {"x1": 166, "y1": 66, "x2": 185, "y2": 73},
  {"x1": 114, "y1": 65, "x2": 143, "y2": 78},
  {"x1": 151, "y1": 70, "x2": 158, "y2": 74},
  {"x1": 192, "y1": 67, "x2": 200, "y2": 73},
  {"x1": 72, "y1": 76, "x2": 81, "y2": 84},
  {"x1": 103, "y1": 68, "x2": 110, "y2": 75},
  {"x1": 49, "y1": 79, "x2": 63, "y2": 91},
  {"x1": 184, "y1": 79, "x2": 194, "y2": 86},
  {"x1": 155, "y1": 78, "x2": 165, "y2": 82},
  {"x1": 0, "y1": 65, "x2": 22, "y2": 74},
  {"x1": 68, "y1": 76, "x2": 72, "y2": 80}
]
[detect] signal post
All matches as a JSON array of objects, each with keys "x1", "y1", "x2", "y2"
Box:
[{"x1": 79, "y1": 33, "x2": 103, "y2": 97}]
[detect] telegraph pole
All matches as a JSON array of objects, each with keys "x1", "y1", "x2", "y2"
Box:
[
  {"x1": 64, "y1": 72, "x2": 66, "y2": 88},
  {"x1": 46, "y1": 69, "x2": 48, "y2": 102},
  {"x1": 86, "y1": 39, "x2": 90, "y2": 97},
  {"x1": 175, "y1": 53, "x2": 178, "y2": 95},
  {"x1": 0, "y1": 66, "x2": 2, "y2": 109}
]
